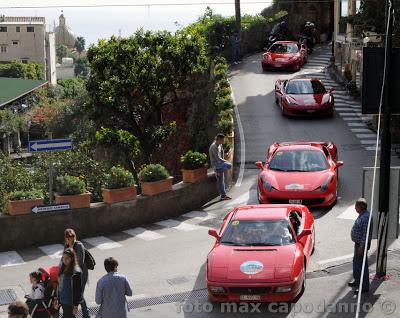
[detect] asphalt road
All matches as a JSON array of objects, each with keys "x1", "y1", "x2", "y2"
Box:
[{"x1": 1, "y1": 45, "x2": 400, "y2": 318}]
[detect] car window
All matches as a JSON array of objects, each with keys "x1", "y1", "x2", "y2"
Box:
[
  {"x1": 289, "y1": 211, "x2": 302, "y2": 235},
  {"x1": 269, "y1": 44, "x2": 298, "y2": 54},
  {"x1": 286, "y1": 80, "x2": 326, "y2": 94},
  {"x1": 220, "y1": 219, "x2": 295, "y2": 246},
  {"x1": 269, "y1": 150, "x2": 329, "y2": 172}
]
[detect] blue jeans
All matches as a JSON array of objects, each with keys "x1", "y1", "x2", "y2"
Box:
[
  {"x1": 232, "y1": 46, "x2": 240, "y2": 63},
  {"x1": 215, "y1": 162, "x2": 232, "y2": 197},
  {"x1": 353, "y1": 244, "x2": 370, "y2": 290}
]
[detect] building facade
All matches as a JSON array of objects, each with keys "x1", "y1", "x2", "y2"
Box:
[{"x1": 0, "y1": 16, "x2": 56, "y2": 85}]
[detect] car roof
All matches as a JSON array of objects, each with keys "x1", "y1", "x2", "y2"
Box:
[
  {"x1": 275, "y1": 144, "x2": 324, "y2": 152},
  {"x1": 232, "y1": 205, "x2": 303, "y2": 221},
  {"x1": 273, "y1": 41, "x2": 298, "y2": 45}
]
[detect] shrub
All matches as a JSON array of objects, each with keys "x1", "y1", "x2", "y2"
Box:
[
  {"x1": 214, "y1": 68, "x2": 228, "y2": 81},
  {"x1": 56, "y1": 175, "x2": 86, "y2": 195},
  {"x1": 215, "y1": 86, "x2": 232, "y2": 99},
  {"x1": 216, "y1": 79, "x2": 231, "y2": 90},
  {"x1": 217, "y1": 118, "x2": 233, "y2": 136},
  {"x1": 180, "y1": 151, "x2": 208, "y2": 170},
  {"x1": 139, "y1": 164, "x2": 170, "y2": 182},
  {"x1": 224, "y1": 140, "x2": 232, "y2": 153},
  {"x1": 214, "y1": 56, "x2": 227, "y2": 65},
  {"x1": 214, "y1": 63, "x2": 228, "y2": 73},
  {"x1": 215, "y1": 95, "x2": 234, "y2": 110},
  {"x1": 7, "y1": 189, "x2": 43, "y2": 201},
  {"x1": 218, "y1": 109, "x2": 234, "y2": 121},
  {"x1": 103, "y1": 166, "x2": 135, "y2": 189}
]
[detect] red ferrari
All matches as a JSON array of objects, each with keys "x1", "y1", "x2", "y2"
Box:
[
  {"x1": 256, "y1": 142, "x2": 343, "y2": 207},
  {"x1": 275, "y1": 78, "x2": 334, "y2": 117},
  {"x1": 207, "y1": 204, "x2": 315, "y2": 302},
  {"x1": 262, "y1": 41, "x2": 307, "y2": 72}
]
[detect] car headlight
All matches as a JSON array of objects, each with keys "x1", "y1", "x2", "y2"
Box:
[
  {"x1": 209, "y1": 286, "x2": 226, "y2": 294},
  {"x1": 263, "y1": 54, "x2": 271, "y2": 61},
  {"x1": 290, "y1": 54, "x2": 301, "y2": 61},
  {"x1": 262, "y1": 175, "x2": 273, "y2": 192},
  {"x1": 286, "y1": 97, "x2": 298, "y2": 106},
  {"x1": 275, "y1": 285, "x2": 293, "y2": 293},
  {"x1": 323, "y1": 96, "x2": 332, "y2": 106},
  {"x1": 320, "y1": 175, "x2": 334, "y2": 192}
]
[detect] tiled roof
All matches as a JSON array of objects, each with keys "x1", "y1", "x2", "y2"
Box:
[{"x1": 0, "y1": 16, "x2": 45, "y2": 23}]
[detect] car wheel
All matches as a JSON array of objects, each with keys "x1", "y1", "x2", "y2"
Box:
[
  {"x1": 301, "y1": 263, "x2": 306, "y2": 293},
  {"x1": 275, "y1": 97, "x2": 279, "y2": 105},
  {"x1": 311, "y1": 231, "x2": 315, "y2": 255},
  {"x1": 257, "y1": 186, "x2": 262, "y2": 204}
]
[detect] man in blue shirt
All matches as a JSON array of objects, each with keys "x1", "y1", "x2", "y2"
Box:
[
  {"x1": 349, "y1": 198, "x2": 373, "y2": 293},
  {"x1": 230, "y1": 30, "x2": 241, "y2": 65},
  {"x1": 95, "y1": 257, "x2": 133, "y2": 318}
]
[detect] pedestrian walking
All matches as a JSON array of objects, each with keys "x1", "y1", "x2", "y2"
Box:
[
  {"x1": 55, "y1": 248, "x2": 83, "y2": 318},
  {"x1": 95, "y1": 257, "x2": 133, "y2": 318},
  {"x1": 348, "y1": 198, "x2": 373, "y2": 293},
  {"x1": 7, "y1": 301, "x2": 29, "y2": 318},
  {"x1": 230, "y1": 30, "x2": 241, "y2": 65},
  {"x1": 64, "y1": 229, "x2": 90, "y2": 318},
  {"x1": 209, "y1": 133, "x2": 232, "y2": 200}
]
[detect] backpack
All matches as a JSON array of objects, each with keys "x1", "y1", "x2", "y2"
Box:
[{"x1": 84, "y1": 248, "x2": 96, "y2": 270}]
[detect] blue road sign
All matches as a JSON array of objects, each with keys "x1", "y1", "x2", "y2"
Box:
[{"x1": 29, "y1": 139, "x2": 72, "y2": 152}]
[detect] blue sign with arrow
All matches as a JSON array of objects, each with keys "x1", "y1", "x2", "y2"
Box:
[{"x1": 29, "y1": 139, "x2": 72, "y2": 152}]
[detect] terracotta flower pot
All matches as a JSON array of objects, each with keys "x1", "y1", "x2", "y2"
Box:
[
  {"x1": 227, "y1": 134, "x2": 234, "y2": 145},
  {"x1": 8, "y1": 198, "x2": 44, "y2": 215},
  {"x1": 182, "y1": 166, "x2": 208, "y2": 183},
  {"x1": 141, "y1": 177, "x2": 173, "y2": 196},
  {"x1": 54, "y1": 192, "x2": 91, "y2": 209},
  {"x1": 102, "y1": 186, "x2": 137, "y2": 204},
  {"x1": 224, "y1": 150, "x2": 233, "y2": 162}
]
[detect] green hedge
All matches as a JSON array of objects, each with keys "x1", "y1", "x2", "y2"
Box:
[{"x1": 0, "y1": 60, "x2": 44, "y2": 80}]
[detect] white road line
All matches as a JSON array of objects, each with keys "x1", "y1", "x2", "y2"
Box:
[
  {"x1": 182, "y1": 211, "x2": 216, "y2": 221},
  {"x1": 83, "y1": 236, "x2": 122, "y2": 250},
  {"x1": 356, "y1": 134, "x2": 377, "y2": 139},
  {"x1": 335, "y1": 108, "x2": 353, "y2": 111},
  {"x1": 0, "y1": 251, "x2": 25, "y2": 267},
  {"x1": 123, "y1": 227, "x2": 165, "y2": 241},
  {"x1": 338, "y1": 112, "x2": 357, "y2": 116},
  {"x1": 155, "y1": 219, "x2": 203, "y2": 232},
  {"x1": 337, "y1": 205, "x2": 358, "y2": 220},
  {"x1": 347, "y1": 122, "x2": 366, "y2": 127},
  {"x1": 39, "y1": 244, "x2": 64, "y2": 259},
  {"x1": 360, "y1": 139, "x2": 379, "y2": 145},
  {"x1": 232, "y1": 89, "x2": 245, "y2": 187},
  {"x1": 318, "y1": 253, "x2": 354, "y2": 265},
  {"x1": 342, "y1": 117, "x2": 362, "y2": 121},
  {"x1": 365, "y1": 146, "x2": 381, "y2": 151},
  {"x1": 351, "y1": 128, "x2": 372, "y2": 133}
]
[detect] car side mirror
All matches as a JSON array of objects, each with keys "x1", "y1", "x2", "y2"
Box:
[
  {"x1": 255, "y1": 161, "x2": 264, "y2": 170},
  {"x1": 297, "y1": 229, "x2": 312, "y2": 242},
  {"x1": 208, "y1": 229, "x2": 221, "y2": 241},
  {"x1": 336, "y1": 160, "x2": 344, "y2": 168},
  {"x1": 329, "y1": 88, "x2": 335, "y2": 93}
]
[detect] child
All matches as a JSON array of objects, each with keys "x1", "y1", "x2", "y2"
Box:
[{"x1": 25, "y1": 271, "x2": 45, "y2": 312}]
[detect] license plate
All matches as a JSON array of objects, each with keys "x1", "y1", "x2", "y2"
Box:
[
  {"x1": 307, "y1": 110, "x2": 316, "y2": 113},
  {"x1": 274, "y1": 64, "x2": 283, "y2": 67},
  {"x1": 289, "y1": 199, "x2": 302, "y2": 204},
  {"x1": 240, "y1": 295, "x2": 261, "y2": 301}
]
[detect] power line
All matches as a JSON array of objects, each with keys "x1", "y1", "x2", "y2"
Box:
[{"x1": 0, "y1": 0, "x2": 334, "y2": 10}]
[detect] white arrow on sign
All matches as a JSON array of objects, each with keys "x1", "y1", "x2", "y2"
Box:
[
  {"x1": 30, "y1": 141, "x2": 72, "y2": 151},
  {"x1": 32, "y1": 204, "x2": 70, "y2": 213}
]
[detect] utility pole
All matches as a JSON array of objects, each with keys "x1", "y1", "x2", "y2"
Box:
[
  {"x1": 376, "y1": 0, "x2": 394, "y2": 278},
  {"x1": 235, "y1": 0, "x2": 241, "y2": 33}
]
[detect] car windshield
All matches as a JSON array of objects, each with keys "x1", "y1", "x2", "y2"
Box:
[
  {"x1": 221, "y1": 219, "x2": 295, "y2": 246},
  {"x1": 269, "y1": 44, "x2": 298, "y2": 54},
  {"x1": 269, "y1": 150, "x2": 328, "y2": 172},
  {"x1": 286, "y1": 80, "x2": 326, "y2": 94}
]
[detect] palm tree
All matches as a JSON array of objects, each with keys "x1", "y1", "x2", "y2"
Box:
[{"x1": 75, "y1": 36, "x2": 85, "y2": 56}]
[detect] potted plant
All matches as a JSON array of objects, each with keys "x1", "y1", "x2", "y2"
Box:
[
  {"x1": 180, "y1": 151, "x2": 208, "y2": 183},
  {"x1": 102, "y1": 166, "x2": 136, "y2": 203},
  {"x1": 223, "y1": 140, "x2": 233, "y2": 161},
  {"x1": 55, "y1": 175, "x2": 91, "y2": 209},
  {"x1": 217, "y1": 117, "x2": 234, "y2": 143},
  {"x1": 139, "y1": 164, "x2": 172, "y2": 196},
  {"x1": 7, "y1": 189, "x2": 44, "y2": 215}
]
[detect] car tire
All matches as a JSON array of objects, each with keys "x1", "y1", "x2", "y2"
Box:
[
  {"x1": 311, "y1": 231, "x2": 315, "y2": 255},
  {"x1": 301, "y1": 263, "x2": 306, "y2": 293},
  {"x1": 275, "y1": 97, "x2": 279, "y2": 105}
]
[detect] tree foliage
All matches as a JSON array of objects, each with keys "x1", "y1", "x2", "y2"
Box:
[
  {"x1": 0, "y1": 60, "x2": 44, "y2": 79},
  {"x1": 74, "y1": 57, "x2": 90, "y2": 77},
  {"x1": 56, "y1": 44, "x2": 68, "y2": 63},
  {"x1": 75, "y1": 36, "x2": 86, "y2": 55}
]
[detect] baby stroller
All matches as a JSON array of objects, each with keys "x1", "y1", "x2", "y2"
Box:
[{"x1": 30, "y1": 266, "x2": 59, "y2": 318}]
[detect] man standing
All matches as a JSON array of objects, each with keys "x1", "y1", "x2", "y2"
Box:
[
  {"x1": 209, "y1": 134, "x2": 232, "y2": 200},
  {"x1": 95, "y1": 257, "x2": 133, "y2": 318},
  {"x1": 230, "y1": 30, "x2": 241, "y2": 65},
  {"x1": 348, "y1": 198, "x2": 372, "y2": 293}
]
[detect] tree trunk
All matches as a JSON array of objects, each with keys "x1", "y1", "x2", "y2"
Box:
[{"x1": 235, "y1": 0, "x2": 241, "y2": 32}]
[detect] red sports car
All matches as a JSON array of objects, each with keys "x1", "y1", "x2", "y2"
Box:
[
  {"x1": 275, "y1": 78, "x2": 334, "y2": 117},
  {"x1": 262, "y1": 41, "x2": 307, "y2": 72},
  {"x1": 207, "y1": 204, "x2": 315, "y2": 302},
  {"x1": 256, "y1": 142, "x2": 343, "y2": 207}
]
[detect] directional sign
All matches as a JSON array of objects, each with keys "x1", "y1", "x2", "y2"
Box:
[
  {"x1": 29, "y1": 139, "x2": 72, "y2": 153},
  {"x1": 32, "y1": 204, "x2": 71, "y2": 214}
]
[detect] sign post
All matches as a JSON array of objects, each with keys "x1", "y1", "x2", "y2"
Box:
[{"x1": 29, "y1": 136, "x2": 72, "y2": 206}]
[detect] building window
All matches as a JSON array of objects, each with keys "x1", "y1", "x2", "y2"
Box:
[
  {"x1": 12, "y1": 40, "x2": 19, "y2": 45},
  {"x1": 27, "y1": 26, "x2": 34, "y2": 32},
  {"x1": 21, "y1": 59, "x2": 28, "y2": 64},
  {"x1": 0, "y1": 26, "x2": 7, "y2": 32},
  {"x1": 0, "y1": 45, "x2": 7, "y2": 53},
  {"x1": 16, "y1": 26, "x2": 20, "y2": 32}
]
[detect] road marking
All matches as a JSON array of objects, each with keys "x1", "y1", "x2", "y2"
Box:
[
  {"x1": 351, "y1": 128, "x2": 372, "y2": 133},
  {"x1": 365, "y1": 146, "x2": 380, "y2": 151},
  {"x1": 39, "y1": 244, "x2": 64, "y2": 259},
  {"x1": 83, "y1": 236, "x2": 122, "y2": 250},
  {"x1": 318, "y1": 253, "x2": 354, "y2": 265},
  {"x1": 182, "y1": 211, "x2": 216, "y2": 221},
  {"x1": 155, "y1": 219, "x2": 203, "y2": 232},
  {"x1": 231, "y1": 89, "x2": 245, "y2": 187},
  {"x1": 360, "y1": 139, "x2": 379, "y2": 145},
  {"x1": 356, "y1": 134, "x2": 377, "y2": 139},
  {"x1": 337, "y1": 204, "x2": 358, "y2": 220},
  {"x1": 123, "y1": 227, "x2": 165, "y2": 241},
  {"x1": 342, "y1": 117, "x2": 362, "y2": 121},
  {"x1": 335, "y1": 107, "x2": 353, "y2": 111},
  {"x1": 338, "y1": 112, "x2": 358, "y2": 116},
  {"x1": 0, "y1": 251, "x2": 25, "y2": 267},
  {"x1": 347, "y1": 122, "x2": 365, "y2": 127}
]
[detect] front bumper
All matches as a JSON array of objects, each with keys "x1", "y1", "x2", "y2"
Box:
[
  {"x1": 283, "y1": 105, "x2": 333, "y2": 117},
  {"x1": 207, "y1": 279, "x2": 303, "y2": 303},
  {"x1": 262, "y1": 59, "x2": 301, "y2": 71}
]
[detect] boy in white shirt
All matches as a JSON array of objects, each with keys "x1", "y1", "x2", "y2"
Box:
[{"x1": 25, "y1": 271, "x2": 45, "y2": 312}]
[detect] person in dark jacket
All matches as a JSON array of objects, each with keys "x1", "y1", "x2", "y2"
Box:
[
  {"x1": 64, "y1": 228, "x2": 90, "y2": 318},
  {"x1": 56, "y1": 248, "x2": 83, "y2": 318}
]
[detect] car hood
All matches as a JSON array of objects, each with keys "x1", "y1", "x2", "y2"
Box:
[
  {"x1": 262, "y1": 170, "x2": 332, "y2": 191},
  {"x1": 208, "y1": 244, "x2": 296, "y2": 283},
  {"x1": 269, "y1": 52, "x2": 296, "y2": 61},
  {"x1": 286, "y1": 93, "x2": 330, "y2": 107}
]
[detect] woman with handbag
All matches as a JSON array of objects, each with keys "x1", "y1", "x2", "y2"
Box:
[{"x1": 55, "y1": 248, "x2": 82, "y2": 318}]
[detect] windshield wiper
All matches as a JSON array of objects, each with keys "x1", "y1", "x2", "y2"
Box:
[
  {"x1": 244, "y1": 243, "x2": 278, "y2": 246},
  {"x1": 221, "y1": 241, "x2": 246, "y2": 246},
  {"x1": 269, "y1": 167, "x2": 288, "y2": 172}
]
